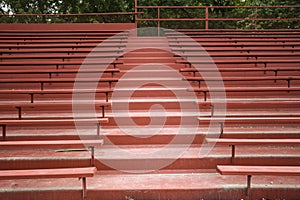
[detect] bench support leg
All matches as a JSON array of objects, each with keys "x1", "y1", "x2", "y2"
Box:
[
  {"x1": 82, "y1": 177, "x2": 87, "y2": 200},
  {"x1": 210, "y1": 104, "x2": 215, "y2": 117},
  {"x1": 16, "y1": 106, "x2": 22, "y2": 119},
  {"x1": 203, "y1": 91, "x2": 207, "y2": 101},
  {"x1": 231, "y1": 145, "x2": 235, "y2": 164},
  {"x1": 97, "y1": 123, "x2": 100, "y2": 136},
  {"x1": 29, "y1": 93, "x2": 34, "y2": 103},
  {"x1": 246, "y1": 175, "x2": 252, "y2": 198},
  {"x1": 101, "y1": 106, "x2": 105, "y2": 118},
  {"x1": 1, "y1": 125, "x2": 6, "y2": 141},
  {"x1": 219, "y1": 122, "x2": 224, "y2": 136},
  {"x1": 89, "y1": 146, "x2": 95, "y2": 167},
  {"x1": 105, "y1": 92, "x2": 109, "y2": 102}
]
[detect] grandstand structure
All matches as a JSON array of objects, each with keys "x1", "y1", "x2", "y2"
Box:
[{"x1": 0, "y1": 4, "x2": 299, "y2": 200}]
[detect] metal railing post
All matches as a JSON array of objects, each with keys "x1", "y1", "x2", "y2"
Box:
[
  {"x1": 134, "y1": 0, "x2": 138, "y2": 27},
  {"x1": 157, "y1": 7, "x2": 161, "y2": 36},
  {"x1": 254, "y1": 8, "x2": 257, "y2": 30},
  {"x1": 205, "y1": 7, "x2": 209, "y2": 30}
]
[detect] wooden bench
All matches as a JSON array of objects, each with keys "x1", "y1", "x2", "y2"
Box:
[
  {"x1": 198, "y1": 117, "x2": 300, "y2": 135},
  {"x1": 0, "y1": 139, "x2": 103, "y2": 148},
  {"x1": 0, "y1": 140, "x2": 100, "y2": 166},
  {"x1": 0, "y1": 38, "x2": 127, "y2": 44},
  {"x1": 0, "y1": 35, "x2": 128, "y2": 40},
  {"x1": 0, "y1": 53, "x2": 123, "y2": 61},
  {"x1": 217, "y1": 165, "x2": 300, "y2": 198},
  {"x1": 206, "y1": 138, "x2": 300, "y2": 163},
  {"x1": 0, "y1": 60, "x2": 123, "y2": 69},
  {"x1": 0, "y1": 43, "x2": 126, "y2": 49},
  {"x1": 189, "y1": 87, "x2": 300, "y2": 101},
  {"x1": 165, "y1": 29, "x2": 300, "y2": 35},
  {"x1": 0, "y1": 32, "x2": 129, "y2": 38},
  {"x1": 0, "y1": 102, "x2": 111, "y2": 119},
  {"x1": 184, "y1": 76, "x2": 300, "y2": 88},
  {"x1": 0, "y1": 89, "x2": 113, "y2": 102},
  {"x1": 0, "y1": 48, "x2": 124, "y2": 55},
  {"x1": 177, "y1": 52, "x2": 300, "y2": 60},
  {"x1": 176, "y1": 59, "x2": 300, "y2": 68},
  {"x1": 168, "y1": 38, "x2": 300, "y2": 43},
  {"x1": 166, "y1": 33, "x2": 300, "y2": 38},
  {"x1": 0, "y1": 118, "x2": 109, "y2": 141},
  {"x1": 0, "y1": 68, "x2": 120, "y2": 78},
  {"x1": 172, "y1": 47, "x2": 300, "y2": 54},
  {"x1": 197, "y1": 100, "x2": 300, "y2": 116},
  {"x1": 170, "y1": 42, "x2": 300, "y2": 48},
  {"x1": 0, "y1": 30, "x2": 128, "y2": 35},
  {"x1": 0, "y1": 77, "x2": 119, "y2": 89},
  {"x1": 180, "y1": 67, "x2": 300, "y2": 77},
  {"x1": 0, "y1": 167, "x2": 97, "y2": 200}
]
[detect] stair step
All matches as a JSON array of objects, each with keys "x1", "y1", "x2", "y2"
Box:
[
  {"x1": 0, "y1": 170, "x2": 299, "y2": 200},
  {"x1": 0, "y1": 146, "x2": 298, "y2": 170}
]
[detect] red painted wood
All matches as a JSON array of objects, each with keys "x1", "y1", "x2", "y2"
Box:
[
  {"x1": 217, "y1": 165, "x2": 300, "y2": 176},
  {"x1": 0, "y1": 140, "x2": 103, "y2": 147},
  {"x1": 0, "y1": 23, "x2": 136, "y2": 31},
  {"x1": 0, "y1": 167, "x2": 96, "y2": 180},
  {"x1": 206, "y1": 138, "x2": 300, "y2": 145},
  {"x1": 0, "y1": 118, "x2": 108, "y2": 125}
]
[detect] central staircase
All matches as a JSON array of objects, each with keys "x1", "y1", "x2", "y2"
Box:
[{"x1": 100, "y1": 36, "x2": 202, "y2": 172}]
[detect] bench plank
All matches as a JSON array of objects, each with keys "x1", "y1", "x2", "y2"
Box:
[
  {"x1": 0, "y1": 60, "x2": 123, "y2": 67},
  {"x1": 180, "y1": 67, "x2": 300, "y2": 74},
  {"x1": 0, "y1": 89, "x2": 113, "y2": 102},
  {"x1": 0, "y1": 43, "x2": 126, "y2": 48},
  {"x1": 0, "y1": 166, "x2": 97, "y2": 200},
  {"x1": 207, "y1": 138, "x2": 300, "y2": 163},
  {"x1": 0, "y1": 166, "x2": 97, "y2": 180},
  {"x1": 177, "y1": 59, "x2": 300, "y2": 66},
  {"x1": 189, "y1": 87, "x2": 300, "y2": 101},
  {"x1": 217, "y1": 164, "x2": 300, "y2": 197},
  {"x1": 0, "y1": 139, "x2": 104, "y2": 148},
  {"x1": 178, "y1": 52, "x2": 300, "y2": 58},
  {"x1": 0, "y1": 77, "x2": 119, "y2": 89},
  {"x1": 218, "y1": 165, "x2": 300, "y2": 176},
  {"x1": 0, "y1": 118, "x2": 109, "y2": 125},
  {"x1": 0, "y1": 68, "x2": 120, "y2": 74},
  {"x1": 0, "y1": 118, "x2": 109, "y2": 140},
  {"x1": 207, "y1": 138, "x2": 300, "y2": 146},
  {"x1": 0, "y1": 102, "x2": 111, "y2": 118}
]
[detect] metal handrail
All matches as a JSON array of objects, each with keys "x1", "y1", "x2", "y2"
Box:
[
  {"x1": 136, "y1": 6, "x2": 300, "y2": 9},
  {"x1": 135, "y1": 5, "x2": 300, "y2": 30},
  {"x1": 0, "y1": 12, "x2": 141, "y2": 17}
]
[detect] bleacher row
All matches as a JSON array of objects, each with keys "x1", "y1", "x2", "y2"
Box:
[
  {"x1": 167, "y1": 29, "x2": 300, "y2": 199},
  {"x1": 0, "y1": 23, "x2": 299, "y2": 200},
  {"x1": 0, "y1": 24, "x2": 131, "y2": 200}
]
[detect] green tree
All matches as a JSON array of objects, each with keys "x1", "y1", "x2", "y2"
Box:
[{"x1": 0, "y1": 0, "x2": 299, "y2": 28}]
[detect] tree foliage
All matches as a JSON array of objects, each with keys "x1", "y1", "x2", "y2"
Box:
[{"x1": 0, "y1": 0, "x2": 299, "y2": 29}]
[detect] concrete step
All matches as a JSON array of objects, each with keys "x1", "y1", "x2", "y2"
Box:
[
  {"x1": 0, "y1": 169, "x2": 299, "y2": 200},
  {"x1": 121, "y1": 57, "x2": 176, "y2": 63},
  {"x1": 0, "y1": 149, "x2": 92, "y2": 170},
  {"x1": 124, "y1": 51, "x2": 174, "y2": 57},
  {"x1": 101, "y1": 126, "x2": 300, "y2": 145},
  {"x1": 2, "y1": 125, "x2": 300, "y2": 143},
  {"x1": 118, "y1": 63, "x2": 183, "y2": 70},
  {"x1": 95, "y1": 144, "x2": 300, "y2": 171},
  {"x1": 0, "y1": 145, "x2": 299, "y2": 170}
]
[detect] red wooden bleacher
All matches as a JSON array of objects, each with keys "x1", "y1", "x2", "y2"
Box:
[{"x1": 0, "y1": 23, "x2": 299, "y2": 200}]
